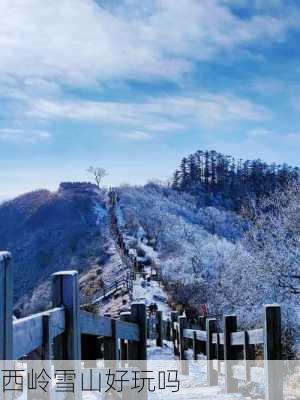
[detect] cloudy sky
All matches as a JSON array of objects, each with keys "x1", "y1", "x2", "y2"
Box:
[{"x1": 1, "y1": 0, "x2": 300, "y2": 199}]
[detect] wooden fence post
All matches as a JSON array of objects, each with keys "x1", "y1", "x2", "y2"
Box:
[
  {"x1": 264, "y1": 305, "x2": 282, "y2": 400},
  {"x1": 130, "y1": 302, "x2": 147, "y2": 400},
  {"x1": 192, "y1": 331, "x2": 197, "y2": 361},
  {"x1": 243, "y1": 331, "x2": 255, "y2": 382},
  {"x1": 103, "y1": 313, "x2": 119, "y2": 363},
  {"x1": 0, "y1": 252, "x2": 13, "y2": 360},
  {"x1": 52, "y1": 271, "x2": 81, "y2": 360},
  {"x1": 171, "y1": 311, "x2": 179, "y2": 356},
  {"x1": 224, "y1": 315, "x2": 238, "y2": 393},
  {"x1": 206, "y1": 318, "x2": 218, "y2": 386},
  {"x1": 178, "y1": 316, "x2": 188, "y2": 375},
  {"x1": 156, "y1": 311, "x2": 163, "y2": 347},
  {"x1": 81, "y1": 334, "x2": 98, "y2": 367},
  {"x1": 41, "y1": 313, "x2": 51, "y2": 360},
  {"x1": 52, "y1": 270, "x2": 81, "y2": 400},
  {"x1": 120, "y1": 312, "x2": 131, "y2": 365},
  {"x1": 131, "y1": 302, "x2": 147, "y2": 360},
  {"x1": 33, "y1": 313, "x2": 53, "y2": 400},
  {"x1": 165, "y1": 319, "x2": 171, "y2": 341}
]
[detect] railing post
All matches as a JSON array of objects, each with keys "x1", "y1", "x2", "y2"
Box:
[
  {"x1": 0, "y1": 252, "x2": 13, "y2": 360},
  {"x1": 120, "y1": 312, "x2": 130, "y2": 365},
  {"x1": 130, "y1": 302, "x2": 147, "y2": 400},
  {"x1": 156, "y1": 311, "x2": 163, "y2": 347},
  {"x1": 224, "y1": 315, "x2": 238, "y2": 393},
  {"x1": 165, "y1": 318, "x2": 171, "y2": 341},
  {"x1": 192, "y1": 330, "x2": 199, "y2": 361},
  {"x1": 171, "y1": 311, "x2": 179, "y2": 356},
  {"x1": 178, "y1": 316, "x2": 188, "y2": 375},
  {"x1": 131, "y1": 302, "x2": 147, "y2": 360},
  {"x1": 264, "y1": 305, "x2": 282, "y2": 400},
  {"x1": 243, "y1": 331, "x2": 255, "y2": 382},
  {"x1": 206, "y1": 318, "x2": 218, "y2": 386},
  {"x1": 30, "y1": 313, "x2": 53, "y2": 400},
  {"x1": 41, "y1": 313, "x2": 51, "y2": 360},
  {"x1": 52, "y1": 270, "x2": 81, "y2": 400},
  {"x1": 103, "y1": 313, "x2": 119, "y2": 363},
  {"x1": 81, "y1": 334, "x2": 98, "y2": 367},
  {"x1": 52, "y1": 270, "x2": 81, "y2": 360}
]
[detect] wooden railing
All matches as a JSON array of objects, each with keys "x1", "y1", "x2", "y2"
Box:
[
  {"x1": 155, "y1": 307, "x2": 282, "y2": 400},
  {"x1": 0, "y1": 251, "x2": 146, "y2": 364},
  {"x1": 0, "y1": 250, "x2": 284, "y2": 399},
  {"x1": 82, "y1": 275, "x2": 134, "y2": 307}
]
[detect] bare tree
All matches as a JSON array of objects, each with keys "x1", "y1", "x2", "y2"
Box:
[{"x1": 87, "y1": 166, "x2": 108, "y2": 189}]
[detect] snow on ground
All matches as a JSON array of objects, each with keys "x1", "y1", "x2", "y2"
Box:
[
  {"x1": 133, "y1": 278, "x2": 171, "y2": 318},
  {"x1": 132, "y1": 252, "x2": 248, "y2": 400}
]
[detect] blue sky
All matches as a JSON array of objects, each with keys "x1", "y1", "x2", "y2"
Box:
[{"x1": 1, "y1": 0, "x2": 300, "y2": 199}]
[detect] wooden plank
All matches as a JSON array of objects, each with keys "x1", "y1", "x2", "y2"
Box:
[
  {"x1": 13, "y1": 307, "x2": 65, "y2": 359},
  {"x1": 231, "y1": 329, "x2": 264, "y2": 345},
  {"x1": 0, "y1": 252, "x2": 13, "y2": 359},
  {"x1": 80, "y1": 311, "x2": 112, "y2": 336},
  {"x1": 184, "y1": 328, "x2": 207, "y2": 342},
  {"x1": 248, "y1": 328, "x2": 264, "y2": 345},
  {"x1": 13, "y1": 312, "x2": 44, "y2": 359},
  {"x1": 116, "y1": 319, "x2": 139, "y2": 341},
  {"x1": 230, "y1": 331, "x2": 244, "y2": 346},
  {"x1": 183, "y1": 328, "x2": 195, "y2": 339},
  {"x1": 230, "y1": 329, "x2": 264, "y2": 346}
]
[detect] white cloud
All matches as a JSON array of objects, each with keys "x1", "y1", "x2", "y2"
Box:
[
  {"x1": 0, "y1": 0, "x2": 299, "y2": 89},
  {"x1": 25, "y1": 92, "x2": 269, "y2": 140},
  {"x1": 0, "y1": 128, "x2": 51, "y2": 143},
  {"x1": 124, "y1": 131, "x2": 153, "y2": 141}
]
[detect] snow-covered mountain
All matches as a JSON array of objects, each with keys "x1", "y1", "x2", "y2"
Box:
[{"x1": 116, "y1": 182, "x2": 300, "y2": 346}]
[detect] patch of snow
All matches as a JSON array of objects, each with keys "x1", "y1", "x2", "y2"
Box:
[{"x1": 133, "y1": 279, "x2": 171, "y2": 318}]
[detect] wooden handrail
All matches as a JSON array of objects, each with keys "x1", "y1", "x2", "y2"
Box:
[{"x1": 13, "y1": 307, "x2": 65, "y2": 359}]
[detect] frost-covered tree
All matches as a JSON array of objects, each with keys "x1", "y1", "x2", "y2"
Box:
[
  {"x1": 243, "y1": 183, "x2": 300, "y2": 300},
  {"x1": 87, "y1": 166, "x2": 108, "y2": 189}
]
